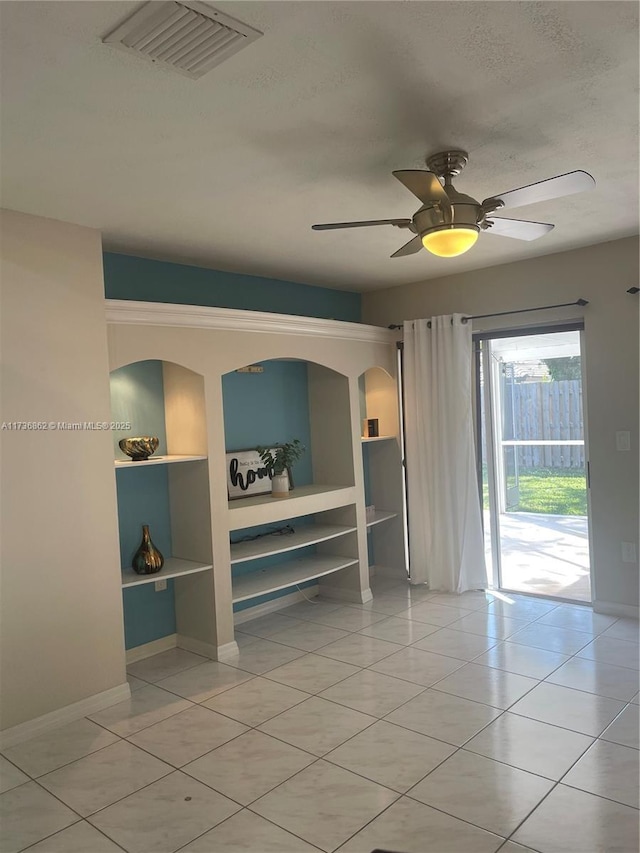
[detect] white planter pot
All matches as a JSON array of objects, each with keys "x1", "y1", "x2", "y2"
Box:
[{"x1": 271, "y1": 471, "x2": 290, "y2": 498}]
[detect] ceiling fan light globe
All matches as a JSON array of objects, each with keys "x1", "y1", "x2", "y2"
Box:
[{"x1": 421, "y1": 225, "x2": 479, "y2": 258}]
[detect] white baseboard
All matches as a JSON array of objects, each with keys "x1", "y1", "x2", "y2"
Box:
[
  {"x1": 125, "y1": 634, "x2": 177, "y2": 664},
  {"x1": 318, "y1": 584, "x2": 373, "y2": 604},
  {"x1": 0, "y1": 683, "x2": 131, "y2": 749},
  {"x1": 126, "y1": 632, "x2": 241, "y2": 664},
  {"x1": 215, "y1": 641, "x2": 241, "y2": 662},
  {"x1": 593, "y1": 600, "x2": 639, "y2": 619},
  {"x1": 176, "y1": 634, "x2": 239, "y2": 662},
  {"x1": 233, "y1": 586, "x2": 319, "y2": 625}
]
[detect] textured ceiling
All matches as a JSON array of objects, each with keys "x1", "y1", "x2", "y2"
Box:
[{"x1": 1, "y1": 1, "x2": 638, "y2": 291}]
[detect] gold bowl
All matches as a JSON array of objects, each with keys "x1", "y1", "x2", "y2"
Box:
[{"x1": 119, "y1": 436, "x2": 160, "y2": 462}]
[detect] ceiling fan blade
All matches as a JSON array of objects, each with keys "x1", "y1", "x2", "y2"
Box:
[
  {"x1": 485, "y1": 217, "x2": 554, "y2": 241},
  {"x1": 391, "y1": 235, "x2": 423, "y2": 258},
  {"x1": 312, "y1": 219, "x2": 411, "y2": 231},
  {"x1": 392, "y1": 170, "x2": 452, "y2": 217},
  {"x1": 483, "y1": 170, "x2": 595, "y2": 211}
]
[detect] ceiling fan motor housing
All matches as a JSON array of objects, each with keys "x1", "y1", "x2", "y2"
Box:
[{"x1": 414, "y1": 185, "x2": 481, "y2": 237}]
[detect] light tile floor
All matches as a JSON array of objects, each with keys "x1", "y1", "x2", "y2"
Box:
[{"x1": 2, "y1": 578, "x2": 639, "y2": 853}]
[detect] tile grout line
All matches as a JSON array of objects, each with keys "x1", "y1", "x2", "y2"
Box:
[
  {"x1": 6, "y1": 588, "x2": 636, "y2": 853},
  {"x1": 17, "y1": 815, "x2": 130, "y2": 853}
]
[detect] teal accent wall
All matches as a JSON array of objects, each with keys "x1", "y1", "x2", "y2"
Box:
[
  {"x1": 110, "y1": 360, "x2": 168, "y2": 458},
  {"x1": 111, "y1": 361, "x2": 176, "y2": 651},
  {"x1": 122, "y1": 582, "x2": 176, "y2": 650},
  {"x1": 103, "y1": 253, "x2": 361, "y2": 322},
  {"x1": 223, "y1": 361, "x2": 313, "y2": 487},
  {"x1": 116, "y1": 466, "x2": 173, "y2": 570},
  {"x1": 224, "y1": 363, "x2": 315, "y2": 609},
  {"x1": 117, "y1": 465, "x2": 177, "y2": 650}
]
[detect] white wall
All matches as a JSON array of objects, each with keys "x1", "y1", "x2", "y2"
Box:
[
  {"x1": 0, "y1": 210, "x2": 126, "y2": 731},
  {"x1": 363, "y1": 236, "x2": 639, "y2": 612}
]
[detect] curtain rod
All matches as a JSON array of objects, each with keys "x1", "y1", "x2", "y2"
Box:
[{"x1": 387, "y1": 298, "x2": 589, "y2": 330}]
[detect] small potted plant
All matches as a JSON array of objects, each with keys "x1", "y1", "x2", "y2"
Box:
[{"x1": 257, "y1": 439, "x2": 306, "y2": 498}]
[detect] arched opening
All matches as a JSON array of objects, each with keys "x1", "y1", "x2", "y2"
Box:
[
  {"x1": 110, "y1": 360, "x2": 212, "y2": 654},
  {"x1": 222, "y1": 357, "x2": 354, "y2": 494},
  {"x1": 221, "y1": 357, "x2": 358, "y2": 616},
  {"x1": 359, "y1": 366, "x2": 408, "y2": 578}
]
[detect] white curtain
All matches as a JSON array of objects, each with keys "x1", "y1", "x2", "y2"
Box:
[{"x1": 403, "y1": 314, "x2": 487, "y2": 592}]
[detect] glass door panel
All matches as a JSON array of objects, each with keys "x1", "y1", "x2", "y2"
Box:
[{"x1": 479, "y1": 329, "x2": 591, "y2": 602}]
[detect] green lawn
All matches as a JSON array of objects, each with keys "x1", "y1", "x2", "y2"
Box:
[{"x1": 483, "y1": 467, "x2": 588, "y2": 516}]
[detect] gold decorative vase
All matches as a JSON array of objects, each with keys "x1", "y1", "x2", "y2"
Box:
[{"x1": 132, "y1": 525, "x2": 164, "y2": 575}]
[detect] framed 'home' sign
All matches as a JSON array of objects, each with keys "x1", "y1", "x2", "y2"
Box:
[{"x1": 226, "y1": 448, "x2": 274, "y2": 499}]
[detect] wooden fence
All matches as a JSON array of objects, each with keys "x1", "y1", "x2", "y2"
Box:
[{"x1": 482, "y1": 380, "x2": 585, "y2": 469}]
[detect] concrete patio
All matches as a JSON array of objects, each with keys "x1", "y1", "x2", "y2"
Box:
[{"x1": 485, "y1": 511, "x2": 591, "y2": 602}]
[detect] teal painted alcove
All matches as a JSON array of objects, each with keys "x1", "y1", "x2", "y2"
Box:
[
  {"x1": 224, "y1": 360, "x2": 317, "y2": 613},
  {"x1": 111, "y1": 361, "x2": 175, "y2": 650}
]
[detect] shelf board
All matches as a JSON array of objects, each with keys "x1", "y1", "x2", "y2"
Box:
[
  {"x1": 232, "y1": 555, "x2": 358, "y2": 603},
  {"x1": 115, "y1": 454, "x2": 207, "y2": 469},
  {"x1": 361, "y1": 435, "x2": 395, "y2": 443},
  {"x1": 231, "y1": 523, "x2": 356, "y2": 564},
  {"x1": 121, "y1": 557, "x2": 212, "y2": 588},
  {"x1": 366, "y1": 510, "x2": 398, "y2": 529},
  {"x1": 228, "y1": 484, "x2": 356, "y2": 530}
]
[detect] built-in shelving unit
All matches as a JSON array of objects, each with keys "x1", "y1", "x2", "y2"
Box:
[
  {"x1": 361, "y1": 367, "x2": 407, "y2": 576},
  {"x1": 366, "y1": 510, "x2": 398, "y2": 529},
  {"x1": 232, "y1": 555, "x2": 359, "y2": 603},
  {"x1": 107, "y1": 300, "x2": 401, "y2": 663},
  {"x1": 121, "y1": 557, "x2": 213, "y2": 587},
  {"x1": 115, "y1": 454, "x2": 206, "y2": 468},
  {"x1": 230, "y1": 523, "x2": 357, "y2": 563},
  {"x1": 228, "y1": 484, "x2": 357, "y2": 530},
  {"x1": 111, "y1": 358, "x2": 216, "y2": 660}
]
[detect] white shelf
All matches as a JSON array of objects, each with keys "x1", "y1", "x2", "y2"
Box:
[
  {"x1": 366, "y1": 510, "x2": 398, "y2": 529},
  {"x1": 232, "y1": 555, "x2": 358, "y2": 603},
  {"x1": 231, "y1": 523, "x2": 356, "y2": 564},
  {"x1": 228, "y1": 484, "x2": 356, "y2": 530},
  {"x1": 121, "y1": 557, "x2": 212, "y2": 588},
  {"x1": 361, "y1": 436, "x2": 395, "y2": 443},
  {"x1": 115, "y1": 454, "x2": 207, "y2": 468}
]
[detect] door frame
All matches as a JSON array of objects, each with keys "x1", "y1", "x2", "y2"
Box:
[
  {"x1": 580, "y1": 328, "x2": 596, "y2": 604},
  {"x1": 474, "y1": 322, "x2": 594, "y2": 603}
]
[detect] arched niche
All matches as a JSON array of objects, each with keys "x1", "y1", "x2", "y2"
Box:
[
  {"x1": 110, "y1": 358, "x2": 214, "y2": 656},
  {"x1": 359, "y1": 365, "x2": 399, "y2": 440},
  {"x1": 222, "y1": 357, "x2": 355, "y2": 491},
  {"x1": 110, "y1": 359, "x2": 207, "y2": 459},
  {"x1": 359, "y1": 365, "x2": 407, "y2": 575}
]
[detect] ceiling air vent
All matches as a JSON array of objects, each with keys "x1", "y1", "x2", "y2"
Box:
[{"x1": 102, "y1": 1, "x2": 262, "y2": 79}]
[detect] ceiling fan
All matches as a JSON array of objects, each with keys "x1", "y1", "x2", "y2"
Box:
[{"x1": 312, "y1": 150, "x2": 595, "y2": 259}]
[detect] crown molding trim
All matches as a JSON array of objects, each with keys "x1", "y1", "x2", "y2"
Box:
[{"x1": 105, "y1": 300, "x2": 397, "y2": 344}]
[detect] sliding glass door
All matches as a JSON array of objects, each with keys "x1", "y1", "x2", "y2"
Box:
[{"x1": 477, "y1": 327, "x2": 592, "y2": 602}]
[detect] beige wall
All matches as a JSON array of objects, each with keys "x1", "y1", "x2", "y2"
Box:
[
  {"x1": 0, "y1": 210, "x2": 126, "y2": 731},
  {"x1": 363, "y1": 236, "x2": 639, "y2": 611}
]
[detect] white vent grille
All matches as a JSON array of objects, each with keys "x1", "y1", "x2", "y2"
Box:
[{"x1": 102, "y1": 1, "x2": 262, "y2": 79}]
